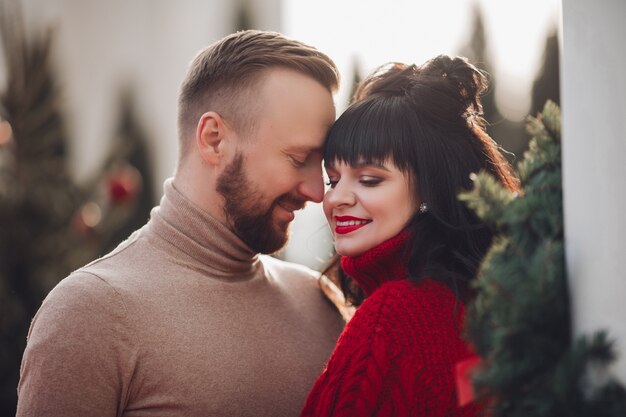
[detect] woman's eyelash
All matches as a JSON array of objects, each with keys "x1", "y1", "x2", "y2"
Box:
[
  {"x1": 324, "y1": 177, "x2": 382, "y2": 188},
  {"x1": 360, "y1": 178, "x2": 382, "y2": 186}
]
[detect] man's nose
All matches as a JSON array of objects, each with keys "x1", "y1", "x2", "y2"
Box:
[{"x1": 298, "y1": 163, "x2": 324, "y2": 203}]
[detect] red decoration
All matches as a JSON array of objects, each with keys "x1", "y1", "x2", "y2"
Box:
[
  {"x1": 455, "y1": 355, "x2": 481, "y2": 407},
  {"x1": 106, "y1": 165, "x2": 141, "y2": 204}
]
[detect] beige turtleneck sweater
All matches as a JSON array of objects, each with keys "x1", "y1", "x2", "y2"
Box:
[{"x1": 16, "y1": 179, "x2": 344, "y2": 417}]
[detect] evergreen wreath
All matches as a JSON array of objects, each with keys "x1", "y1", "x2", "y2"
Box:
[{"x1": 460, "y1": 101, "x2": 626, "y2": 416}]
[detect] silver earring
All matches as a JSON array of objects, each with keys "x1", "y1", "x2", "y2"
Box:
[{"x1": 419, "y1": 202, "x2": 428, "y2": 213}]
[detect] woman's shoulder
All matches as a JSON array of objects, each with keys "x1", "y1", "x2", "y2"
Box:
[
  {"x1": 347, "y1": 278, "x2": 466, "y2": 328},
  {"x1": 369, "y1": 278, "x2": 463, "y2": 310}
]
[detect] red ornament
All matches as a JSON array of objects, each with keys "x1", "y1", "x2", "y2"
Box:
[
  {"x1": 106, "y1": 165, "x2": 141, "y2": 204},
  {"x1": 455, "y1": 355, "x2": 481, "y2": 407}
]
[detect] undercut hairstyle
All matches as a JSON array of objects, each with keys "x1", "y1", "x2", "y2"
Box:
[
  {"x1": 177, "y1": 30, "x2": 339, "y2": 160},
  {"x1": 325, "y1": 55, "x2": 521, "y2": 306}
]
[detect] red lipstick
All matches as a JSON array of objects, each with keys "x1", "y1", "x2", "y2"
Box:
[{"x1": 334, "y1": 216, "x2": 371, "y2": 235}]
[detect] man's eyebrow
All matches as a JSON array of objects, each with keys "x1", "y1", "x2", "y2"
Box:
[
  {"x1": 284, "y1": 145, "x2": 323, "y2": 156},
  {"x1": 286, "y1": 145, "x2": 322, "y2": 152}
]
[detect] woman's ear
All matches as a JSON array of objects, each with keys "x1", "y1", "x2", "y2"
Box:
[{"x1": 196, "y1": 111, "x2": 229, "y2": 165}]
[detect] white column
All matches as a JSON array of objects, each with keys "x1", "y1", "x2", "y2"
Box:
[{"x1": 562, "y1": 0, "x2": 626, "y2": 382}]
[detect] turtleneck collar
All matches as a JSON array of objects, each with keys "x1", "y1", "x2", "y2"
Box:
[
  {"x1": 146, "y1": 178, "x2": 261, "y2": 279},
  {"x1": 340, "y1": 230, "x2": 411, "y2": 297}
]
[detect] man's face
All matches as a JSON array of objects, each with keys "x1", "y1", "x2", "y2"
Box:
[{"x1": 217, "y1": 68, "x2": 336, "y2": 254}]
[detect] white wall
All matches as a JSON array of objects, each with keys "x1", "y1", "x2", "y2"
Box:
[{"x1": 562, "y1": 0, "x2": 626, "y2": 382}]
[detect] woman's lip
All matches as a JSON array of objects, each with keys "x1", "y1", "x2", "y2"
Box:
[
  {"x1": 335, "y1": 224, "x2": 366, "y2": 235},
  {"x1": 335, "y1": 215, "x2": 368, "y2": 221},
  {"x1": 335, "y1": 216, "x2": 372, "y2": 235}
]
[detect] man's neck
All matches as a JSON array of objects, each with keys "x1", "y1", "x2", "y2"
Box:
[{"x1": 172, "y1": 165, "x2": 228, "y2": 228}]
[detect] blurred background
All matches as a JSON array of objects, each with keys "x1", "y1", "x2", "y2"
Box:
[{"x1": 0, "y1": 0, "x2": 560, "y2": 413}]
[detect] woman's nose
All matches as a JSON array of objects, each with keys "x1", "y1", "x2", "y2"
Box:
[{"x1": 324, "y1": 180, "x2": 355, "y2": 208}]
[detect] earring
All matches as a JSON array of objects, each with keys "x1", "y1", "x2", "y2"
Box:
[{"x1": 419, "y1": 202, "x2": 428, "y2": 213}]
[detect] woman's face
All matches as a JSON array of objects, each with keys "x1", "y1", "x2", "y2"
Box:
[{"x1": 323, "y1": 159, "x2": 417, "y2": 257}]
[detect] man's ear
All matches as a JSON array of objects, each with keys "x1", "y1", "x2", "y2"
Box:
[{"x1": 196, "y1": 111, "x2": 230, "y2": 165}]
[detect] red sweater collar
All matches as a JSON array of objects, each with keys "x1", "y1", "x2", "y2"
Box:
[{"x1": 340, "y1": 230, "x2": 410, "y2": 297}]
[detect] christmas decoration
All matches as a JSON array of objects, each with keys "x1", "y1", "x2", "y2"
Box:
[
  {"x1": 460, "y1": 101, "x2": 626, "y2": 416},
  {"x1": 74, "y1": 88, "x2": 155, "y2": 254}
]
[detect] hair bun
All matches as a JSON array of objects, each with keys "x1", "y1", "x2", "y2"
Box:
[
  {"x1": 352, "y1": 62, "x2": 417, "y2": 102},
  {"x1": 420, "y1": 55, "x2": 488, "y2": 118}
]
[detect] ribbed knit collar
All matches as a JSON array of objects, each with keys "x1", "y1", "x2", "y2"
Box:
[
  {"x1": 146, "y1": 178, "x2": 261, "y2": 279},
  {"x1": 340, "y1": 230, "x2": 411, "y2": 297}
]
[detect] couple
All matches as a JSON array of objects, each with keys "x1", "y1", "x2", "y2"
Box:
[{"x1": 16, "y1": 30, "x2": 519, "y2": 416}]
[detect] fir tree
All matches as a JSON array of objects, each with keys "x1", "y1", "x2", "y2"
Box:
[
  {"x1": 234, "y1": 0, "x2": 254, "y2": 32},
  {"x1": 530, "y1": 29, "x2": 560, "y2": 117},
  {"x1": 0, "y1": 3, "x2": 153, "y2": 413},
  {"x1": 461, "y1": 101, "x2": 626, "y2": 416},
  {"x1": 458, "y1": 4, "x2": 498, "y2": 124},
  {"x1": 346, "y1": 56, "x2": 363, "y2": 106},
  {"x1": 83, "y1": 89, "x2": 156, "y2": 255},
  {"x1": 458, "y1": 4, "x2": 527, "y2": 160}
]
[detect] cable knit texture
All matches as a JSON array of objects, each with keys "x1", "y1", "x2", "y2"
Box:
[{"x1": 302, "y1": 231, "x2": 482, "y2": 417}]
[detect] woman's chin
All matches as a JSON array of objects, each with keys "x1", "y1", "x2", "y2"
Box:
[{"x1": 334, "y1": 244, "x2": 366, "y2": 258}]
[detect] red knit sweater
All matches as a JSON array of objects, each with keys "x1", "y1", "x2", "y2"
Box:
[{"x1": 301, "y1": 231, "x2": 481, "y2": 417}]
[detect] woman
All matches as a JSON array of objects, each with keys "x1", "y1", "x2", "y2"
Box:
[{"x1": 302, "y1": 55, "x2": 520, "y2": 417}]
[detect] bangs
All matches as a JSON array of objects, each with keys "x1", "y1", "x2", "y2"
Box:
[{"x1": 324, "y1": 96, "x2": 416, "y2": 173}]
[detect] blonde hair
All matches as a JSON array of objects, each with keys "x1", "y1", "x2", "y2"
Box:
[{"x1": 177, "y1": 30, "x2": 339, "y2": 158}]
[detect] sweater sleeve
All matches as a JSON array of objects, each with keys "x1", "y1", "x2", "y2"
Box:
[
  {"x1": 16, "y1": 271, "x2": 136, "y2": 417},
  {"x1": 301, "y1": 285, "x2": 401, "y2": 417}
]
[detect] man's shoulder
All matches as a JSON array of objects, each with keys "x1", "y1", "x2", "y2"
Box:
[
  {"x1": 42, "y1": 269, "x2": 127, "y2": 316},
  {"x1": 40, "y1": 230, "x2": 153, "y2": 311},
  {"x1": 27, "y1": 269, "x2": 130, "y2": 352},
  {"x1": 81, "y1": 228, "x2": 143, "y2": 271},
  {"x1": 78, "y1": 228, "x2": 161, "y2": 287}
]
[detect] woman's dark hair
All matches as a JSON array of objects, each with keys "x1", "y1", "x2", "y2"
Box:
[{"x1": 324, "y1": 55, "x2": 520, "y2": 306}]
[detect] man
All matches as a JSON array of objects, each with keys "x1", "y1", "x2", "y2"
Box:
[{"x1": 17, "y1": 30, "x2": 344, "y2": 416}]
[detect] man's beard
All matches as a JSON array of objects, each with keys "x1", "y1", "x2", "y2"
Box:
[{"x1": 216, "y1": 153, "x2": 305, "y2": 254}]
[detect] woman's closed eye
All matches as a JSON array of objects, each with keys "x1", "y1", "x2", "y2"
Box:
[
  {"x1": 359, "y1": 176, "x2": 383, "y2": 187},
  {"x1": 325, "y1": 176, "x2": 383, "y2": 189}
]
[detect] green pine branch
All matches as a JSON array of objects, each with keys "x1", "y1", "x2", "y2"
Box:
[{"x1": 461, "y1": 101, "x2": 626, "y2": 416}]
